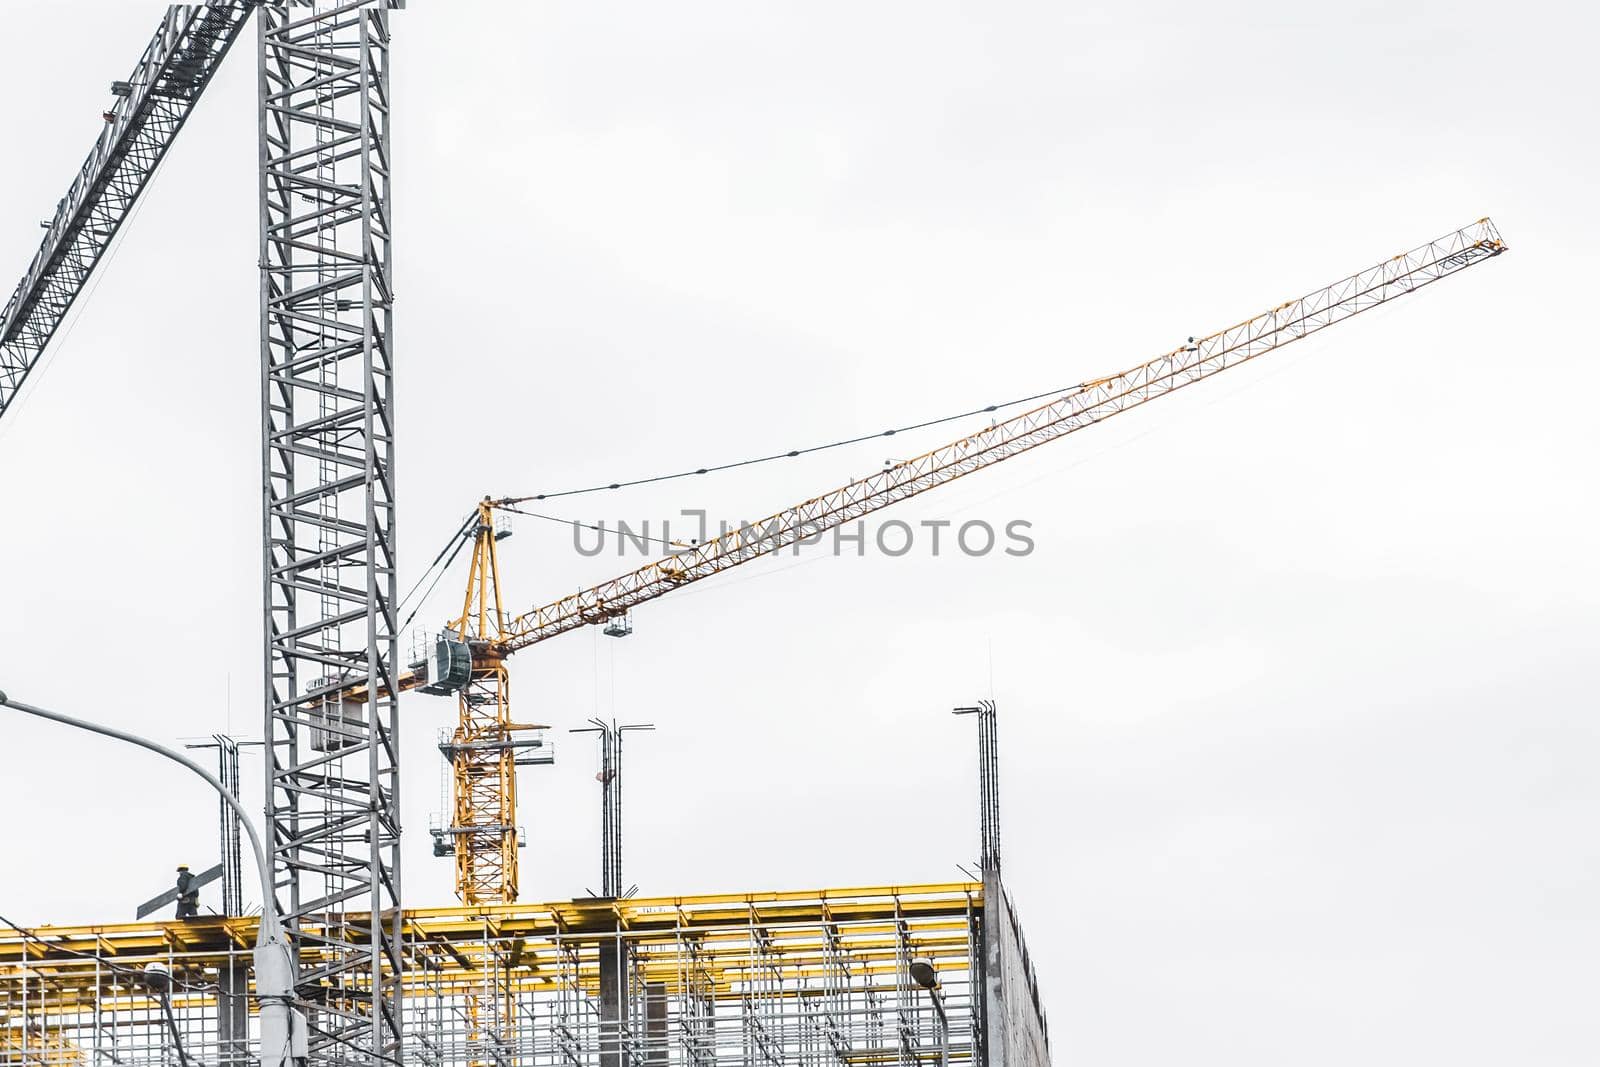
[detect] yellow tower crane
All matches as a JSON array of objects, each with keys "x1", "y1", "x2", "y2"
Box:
[{"x1": 341, "y1": 219, "x2": 1505, "y2": 906}]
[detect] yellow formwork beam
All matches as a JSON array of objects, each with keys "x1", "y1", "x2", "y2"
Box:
[{"x1": 1, "y1": 882, "x2": 983, "y2": 1013}]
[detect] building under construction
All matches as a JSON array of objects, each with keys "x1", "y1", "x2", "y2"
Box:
[
  {"x1": 0, "y1": 4, "x2": 1509, "y2": 1067},
  {"x1": 0, "y1": 880, "x2": 1048, "y2": 1067}
]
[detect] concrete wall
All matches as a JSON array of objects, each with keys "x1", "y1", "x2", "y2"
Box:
[{"x1": 983, "y1": 874, "x2": 1051, "y2": 1067}]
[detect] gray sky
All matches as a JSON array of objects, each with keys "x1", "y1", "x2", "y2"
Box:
[{"x1": 1, "y1": 1, "x2": 1596, "y2": 1063}]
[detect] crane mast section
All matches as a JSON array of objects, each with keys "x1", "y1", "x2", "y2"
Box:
[
  {"x1": 259, "y1": 1, "x2": 403, "y2": 1060},
  {"x1": 499, "y1": 219, "x2": 1504, "y2": 653},
  {"x1": 445, "y1": 502, "x2": 532, "y2": 905},
  {"x1": 0, "y1": 3, "x2": 255, "y2": 423}
]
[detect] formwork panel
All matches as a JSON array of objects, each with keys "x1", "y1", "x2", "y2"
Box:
[{"x1": 0, "y1": 883, "x2": 1048, "y2": 1067}]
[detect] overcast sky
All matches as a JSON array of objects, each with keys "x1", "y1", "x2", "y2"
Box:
[{"x1": 1, "y1": 1, "x2": 1596, "y2": 1064}]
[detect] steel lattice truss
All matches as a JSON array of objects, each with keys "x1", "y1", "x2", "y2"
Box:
[
  {"x1": 448, "y1": 661, "x2": 521, "y2": 905},
  {"x1": 494, "y1": 220, "x2": 1506, "y2": 652},
  {"x1": 259, "y1": 1, "x2": 402, "y2": 1060},
  {"x1": 0, "y1": 885, "x2": 999, "y2": 1067},
  {"x1": 435, "y1": 503, "x2": 551, "y2": 908},
  {"x1": 442, "y1": 511, "x2": 527, "y2": 907},
  {"x1": 0, "y1": 3, "x2": 253, "y2": 421}
]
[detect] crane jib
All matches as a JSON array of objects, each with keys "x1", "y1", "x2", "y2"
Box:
[
  {"x1": 0, "y1": 3, "x2": 255, "y2": 419},
  {"x1": 494, "y1": 219, "x2": 1505, "y2": 653}
]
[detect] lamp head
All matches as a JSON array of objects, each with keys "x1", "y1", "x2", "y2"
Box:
[{"x1": 142, "y1": 962, "x2": 173, "y2": 993}]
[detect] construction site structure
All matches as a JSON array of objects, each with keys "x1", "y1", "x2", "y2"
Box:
[
  {"x1": 0, "y1": 1, "x2": 1510, "y2": 1064},
  {"x1": 0, "y1": 882, "x2": 1047, "y2": 1067}
]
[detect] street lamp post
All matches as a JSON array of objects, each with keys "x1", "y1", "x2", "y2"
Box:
[
  {"x1": 909, "y1": 959, "x2": 950, "y2": 1067},
  {"x1": 0, "y1": 691, "x2": 306, "y2": 1067}
]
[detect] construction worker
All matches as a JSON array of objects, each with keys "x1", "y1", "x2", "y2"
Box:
[{"x1": 174, "y1": 865, "x2": 199, "y2": 920}]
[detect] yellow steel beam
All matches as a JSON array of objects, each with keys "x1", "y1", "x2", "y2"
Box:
[{"x1": 0, "y1": 882, "x2": 980, "y2": 976}]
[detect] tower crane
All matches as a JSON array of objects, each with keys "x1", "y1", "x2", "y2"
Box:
[{"x1": 336, "y1": 219, "x2": 1507, "y2": 906}]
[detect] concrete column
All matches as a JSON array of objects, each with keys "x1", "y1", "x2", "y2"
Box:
[
  {"x1": 645, "y1": 981, "x2": 668, "y2": 1066},
  {"x1": 217, "y1": 958, "x2": 249, "y2": 1067},
  {"x1": 599, "y1": 937, "x2": 630, "y2": 1067}
]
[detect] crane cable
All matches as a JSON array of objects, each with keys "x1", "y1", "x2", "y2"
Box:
[
  {"x1": 398, "y1": 378, "x2": 1091, "y2": 623},
  {"x1": 499, "y1": 504, "x2": 692, "y2": 551},
  {"x1": 396, "y1": 509, "x2": 476, "y2": 631},
  {"x1": 497, "y1": 380, "x2": 1088, "y2": 505}
]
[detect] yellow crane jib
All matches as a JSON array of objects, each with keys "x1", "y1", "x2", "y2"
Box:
[{"x1": 486, "y1": 219, "x2": 1507, "y2": 658}]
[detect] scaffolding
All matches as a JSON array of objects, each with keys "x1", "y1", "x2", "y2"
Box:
[{"x1": 0, "y1": 883, "x2": 1046, "y2": 1067}]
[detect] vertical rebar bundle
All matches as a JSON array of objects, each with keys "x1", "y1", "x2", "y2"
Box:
[
  {"x1": 214, "y1": 736, "x2": 242, "y2": 917},
  {"x1": 573, "y1": 720, "x2": 654, "y2": 897},
  {"x1": 183, "y1": 734, "x2": 258, "y2": 918},
  {"x1": 602, "y1": 725, "x2": 620, "y2": 897},
  {"x1": 954, "y1": 701, "x2": 1001, "y2": 875}
]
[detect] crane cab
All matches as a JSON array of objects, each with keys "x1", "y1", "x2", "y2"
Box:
[{"x1": 418, "y1": 633, "x2": 472, "y2": 695}]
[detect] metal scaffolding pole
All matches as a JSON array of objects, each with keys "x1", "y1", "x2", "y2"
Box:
[{"x1": 258, "y1": 1, "x2": 403, "y2": 1061}]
